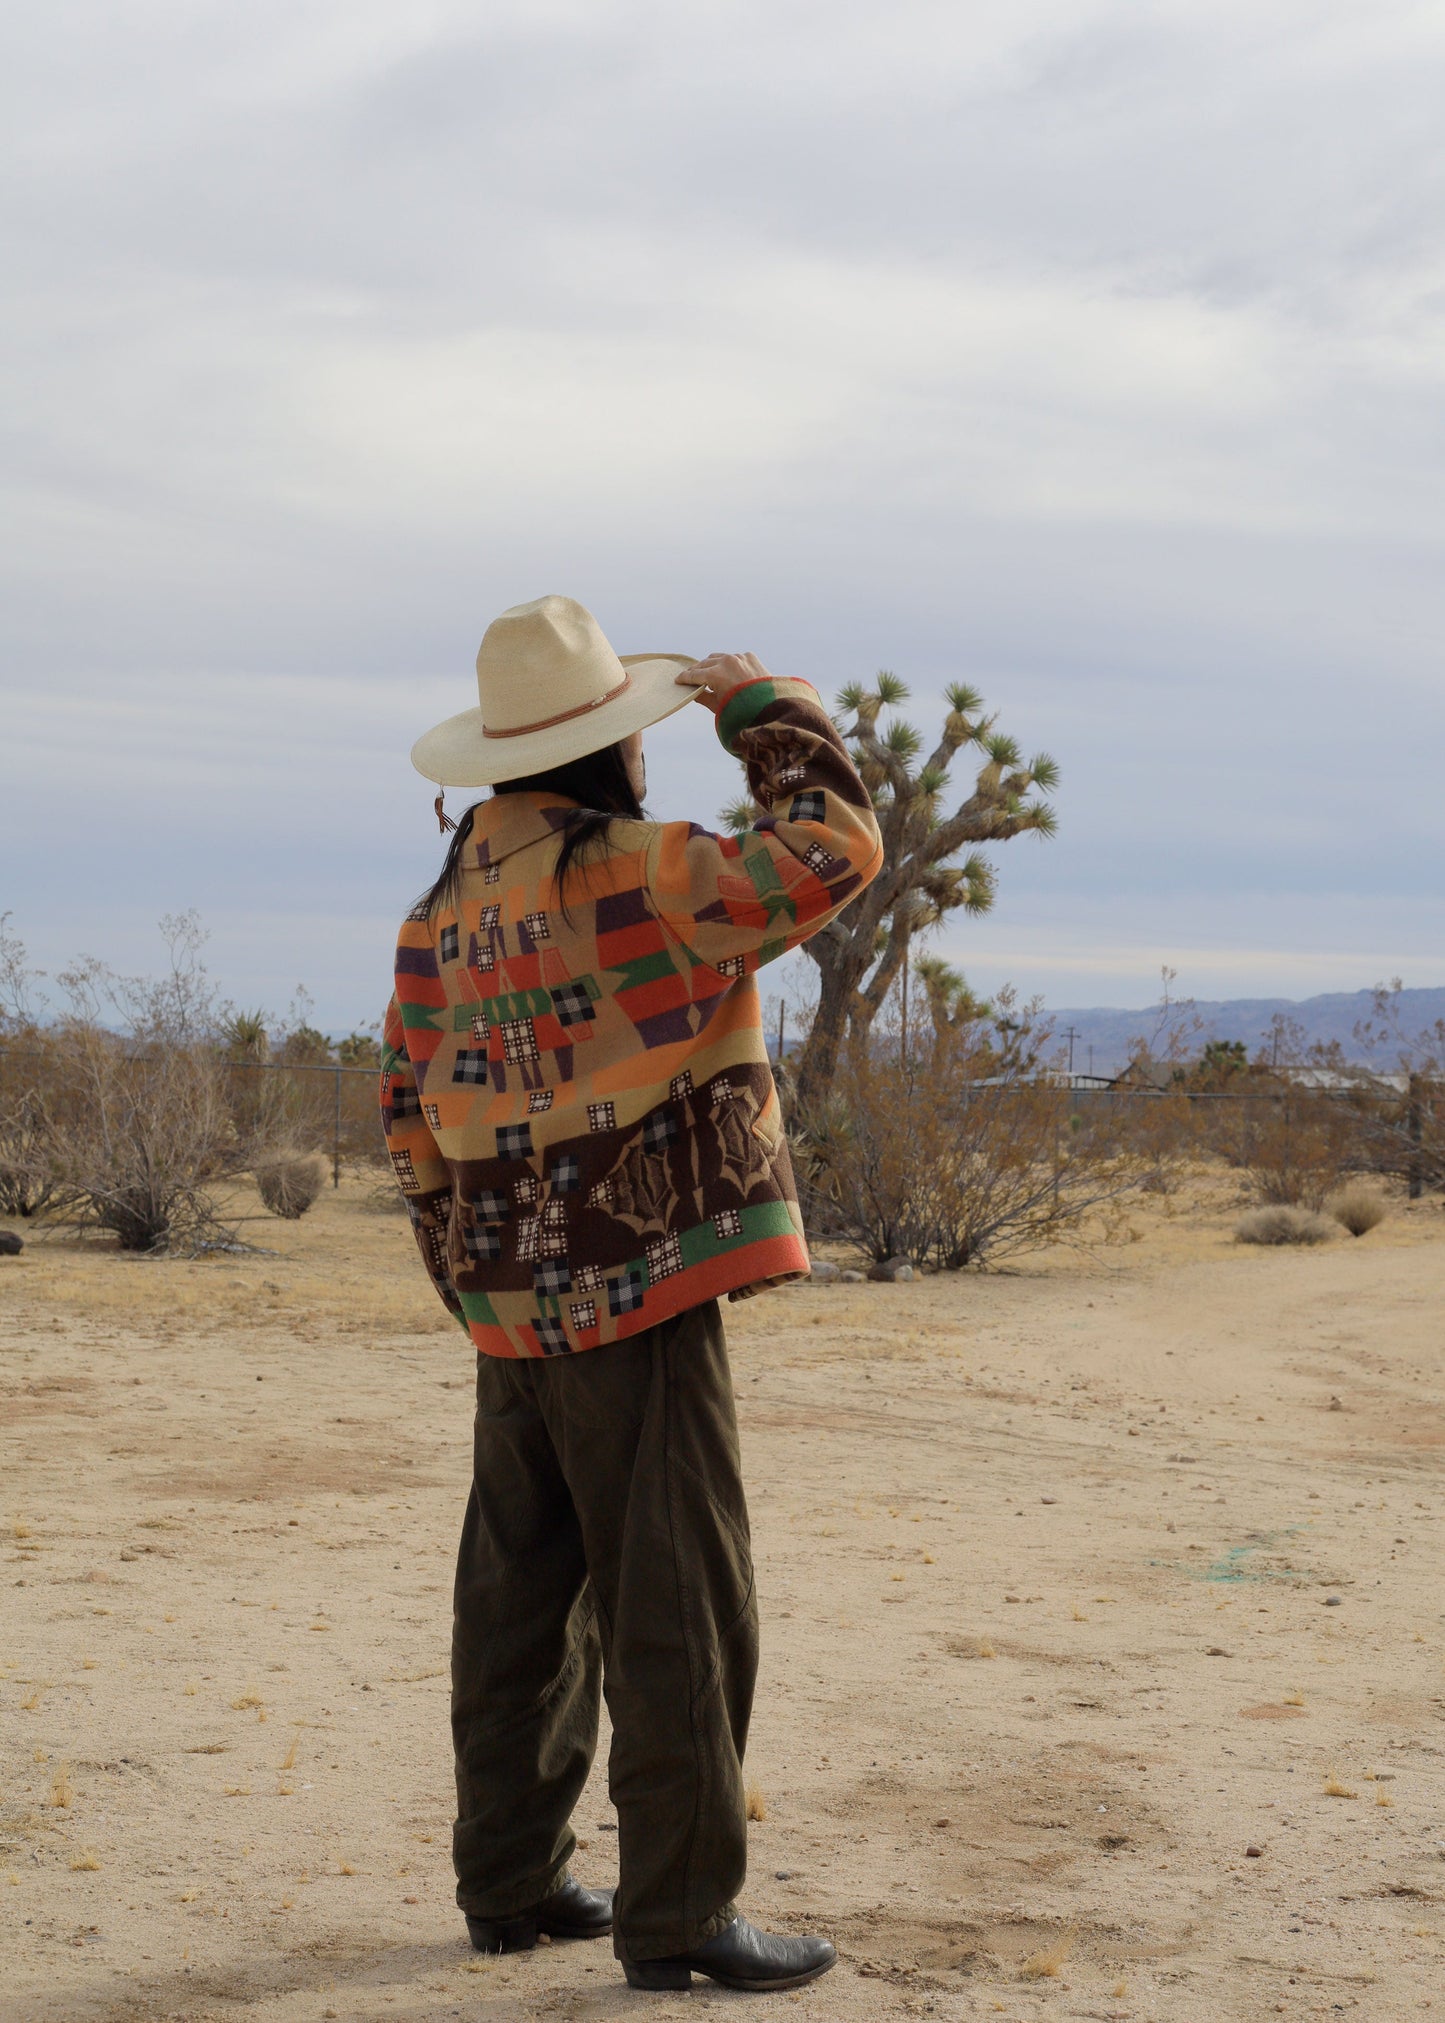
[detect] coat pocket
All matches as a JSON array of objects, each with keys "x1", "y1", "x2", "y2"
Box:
[{"x1": 749, "y1": 1085, "x2": 783, "y2": 1157}]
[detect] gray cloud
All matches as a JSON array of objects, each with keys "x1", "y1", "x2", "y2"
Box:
[{"x1": 3, "y1": 0, "x2": 1444, "y2": 1023}]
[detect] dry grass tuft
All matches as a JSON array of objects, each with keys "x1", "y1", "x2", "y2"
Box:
[
  {"x1": 69, "y1": 1851, "x2": 100, "y2": 1871},
  {"x1": 231, "y1": 1687, "x2": 264, "y2": 1711},
  {"x1": 339, "y1": 1860, "x2": 356, "y2": 1876},
  {"x1": 255, "y1": 1154, "x2": 326, "y2": 1221},
  {"x1": 1236, "y1": 1205, "x2": 1334, "y2": 1246},
  {"x1": 745, "y1": 1784, "x2": 768, "y2": 1823},
  {"x1": 1323, "y1": 1773, "x2": 1358, "y2": 1799},
  {"x1": 19, "y1": 1689, "x2": 40, "y2": 1712},
  {"x1": 1019, "y1": 1927, "x2": 1076, "y2": 1979},
  {"x1": 280, "y1": 1733, "x2": 299, "y2": 1772},
  {"x1": 1326, "y1": 1183, "x2": 1388, "y2": 1238},
  {"x1": 49, "y1": 1764, "x2": 73, "y2": 1809}
]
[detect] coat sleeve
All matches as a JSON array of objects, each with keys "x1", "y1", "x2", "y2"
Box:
[
  {"x1": 379, "y1": 992, "x2": 465, "y2": 1324},
  {"x1": 643, "y1": 676, "x2": 883, "y2": 982}
]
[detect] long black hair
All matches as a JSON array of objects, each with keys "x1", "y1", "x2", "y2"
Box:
[{"x1": 418, "y1": 740, "x2": 643, "y2": 920}]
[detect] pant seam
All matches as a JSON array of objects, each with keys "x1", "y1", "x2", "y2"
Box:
[{"x1": 661, "y1": 1332, "x2": 710, "y2": 1943}]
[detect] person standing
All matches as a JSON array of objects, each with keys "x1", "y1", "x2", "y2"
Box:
[{"x1": 382, "y1": 595, "x2": 881, "y2": 1993}]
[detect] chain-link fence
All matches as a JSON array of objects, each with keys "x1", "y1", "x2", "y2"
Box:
[
  {"x1": 3, "y1": 1036, "x2": 1440, "y2": 1240},
  {"x1": 220, "y1": 1059, "x2": 387, "y2": 1185},
  {"x1": 0, "y1": 1043, "x2": 388, "y2": 1226}
]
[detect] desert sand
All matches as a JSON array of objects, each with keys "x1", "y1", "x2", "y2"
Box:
[{"x1": 3, "y1": 1175, "x2": 1444, "y2": 2023}]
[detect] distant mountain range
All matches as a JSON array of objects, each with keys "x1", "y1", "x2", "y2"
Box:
[{"x1": 1048, "y1": 987, "x2": 1445, "y2": 1079}]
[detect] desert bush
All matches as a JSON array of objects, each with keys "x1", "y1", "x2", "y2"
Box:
[
  {"x1": 1325, "y1": 1183, "x2": 1387, "y2": 1237},
  {"x1": 1207, "y1": 1085, "x2": 1368, "y2": 1208},
  {"x1": 1235, "y1": 1205, "x2": 1334, "y2": 1246},
  {"x1": 45, "y1": 1023, "x2": 234, "y2": 1250},
  {"x1": 34, "y1": 915, "x2": 239, "y2": 1251},
  {"x1": 797, "y1": 989, "x2": 1144, "y2": 1270},
  {"x1": 1353, "y1": 985, "x2": 1445, "y2": 1197},
  {"x1": 255, "y1": 1153, "x2": 325, "y2": 1219},
  {"x1": 1082, "y1": 970, "x2": 1207, "y2": 1194},
  {"x1": 0, "y1": 1037, "x2": 66, "y2": 1218},
  {"x1": 1184, "y1": 1015, "x2": 1372, "y2": 1207},
  {"x1": 0, "y1": 921, "x2": 66, "y2": 1217}
]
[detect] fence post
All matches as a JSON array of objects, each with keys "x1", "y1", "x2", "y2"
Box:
[{"x1": 333, "y1": 1066, "x2": 342, "y2": 1189}]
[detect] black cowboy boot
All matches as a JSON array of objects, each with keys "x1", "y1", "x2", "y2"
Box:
[
  {"x1": 621, "y1": 1913, "x2": 836, "y2": 1992},
  {"x1": 465, "y1": 1873, "x2": 614, "y2": 1954}
]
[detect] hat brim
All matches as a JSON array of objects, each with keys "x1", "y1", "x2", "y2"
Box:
[{"x1": 410, "y1": 653, "x2": 701, "y2": 787}]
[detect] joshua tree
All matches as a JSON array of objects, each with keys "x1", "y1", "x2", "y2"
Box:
[
  {"x1": 911, "y1": 956, "x2": 991, "y2": 1064},
  {"x1": 727, "y1": 673, "x2": 1056, "y2": 1109}
]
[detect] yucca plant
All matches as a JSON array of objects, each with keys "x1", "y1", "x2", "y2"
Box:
[{"x1": 726, "y1": 672, "x2": 1057, "y2": 1109}]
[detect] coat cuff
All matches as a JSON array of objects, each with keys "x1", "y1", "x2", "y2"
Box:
[{"x1": 714, "y1": 675, "x2": 820, "y2": 757}]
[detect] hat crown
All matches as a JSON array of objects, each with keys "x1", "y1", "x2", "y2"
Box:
[{"x1": 475, "y1": 595, "x2": 627, "y2": 736}]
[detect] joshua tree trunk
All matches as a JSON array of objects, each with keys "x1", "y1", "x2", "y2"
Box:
[
  {"x1": 775, "y1": 672, "x2": 1057, "y2": 1112},
  {"x1": 792, "y1": 928, "x2": 875, "y2": 1113}
]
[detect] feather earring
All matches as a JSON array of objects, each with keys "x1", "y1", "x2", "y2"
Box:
[{"x1": 434, "y1": 790, "x2": 457, "y2": 835}]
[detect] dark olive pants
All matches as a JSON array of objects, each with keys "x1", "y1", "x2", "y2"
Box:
[{"x1": 451, "y1": 1298, "x2": 758, "y2": 1961}]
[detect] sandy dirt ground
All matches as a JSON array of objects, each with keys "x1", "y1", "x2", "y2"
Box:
[{"x1": 3, "y1": 1174, "x2": 1445, "y2": 2023}]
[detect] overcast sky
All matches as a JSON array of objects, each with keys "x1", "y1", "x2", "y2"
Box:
[{"x1": 4, "y1": 0, "x2": 1444, "y2": 1031}]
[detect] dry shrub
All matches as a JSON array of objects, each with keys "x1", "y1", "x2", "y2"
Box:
[
  {"x1": 1018, "y1": 1927, "x2": 1076, "y2": 1978},
  {"x1": 0, "y1": 1035, "x2": 67, "y2": 1218},
  {"x1": 1235, "y1": 1205, "x2": 1334, "y2": 1247},
  {"x1": 47, "y1": 1028, "x2": 231, "y2": 1249},
  {"x1": 255, "y1": 1153, "x2": 325, "y2": 1220},
  {"x1": 1355, "y1": 986, "x2": 1445, "y2": 1196},
  {"x1": 19, "y1": 915, "x2": 240, "y2": 1252},
  {"x1": 1326, "y1": 1183, "x2": 1387, "y2": 1238},
  {"x1": 798, "y1": 997, "x2": 1142, "y2": 1270},
  {"x1": 0, "y1": 922, "x2": 68, "y2": 1218},
  {"x1": 44, "y1": 1023, "x2": 234, "y2": 1250},
  {"x1": 1210, "y1": 1089, "x2": 1365, "y2": 1209}
]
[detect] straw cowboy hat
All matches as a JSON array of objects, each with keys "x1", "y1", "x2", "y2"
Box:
[{"x1": 411, "y1": 595, "x2": 698, "y2": 787}]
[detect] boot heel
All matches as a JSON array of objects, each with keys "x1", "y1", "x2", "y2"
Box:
[
  {"x1": 465, "y1": 1913, "x2": 539, "y2": 1954},
  {"x1": 623, "y1": 1959, "x2": 692, "y2": 1990}
]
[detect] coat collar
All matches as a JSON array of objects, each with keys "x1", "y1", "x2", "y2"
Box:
[{"x1": 471, "y1": 790, "x2": 580, "y2": 867}]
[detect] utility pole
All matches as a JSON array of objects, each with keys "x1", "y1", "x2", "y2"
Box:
[{"x1": 1061, "y1": 1025, "x2": 1080, "y2": 1077}]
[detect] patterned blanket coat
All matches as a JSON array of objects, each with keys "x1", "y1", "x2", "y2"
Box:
[{"x1": 381, "y1": 674, "x2": 882, "y2": 1357}]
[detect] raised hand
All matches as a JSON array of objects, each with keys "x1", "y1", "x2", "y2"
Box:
[{"x1": 675, "y1": 651, "x2": 772, "y2": 713}]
